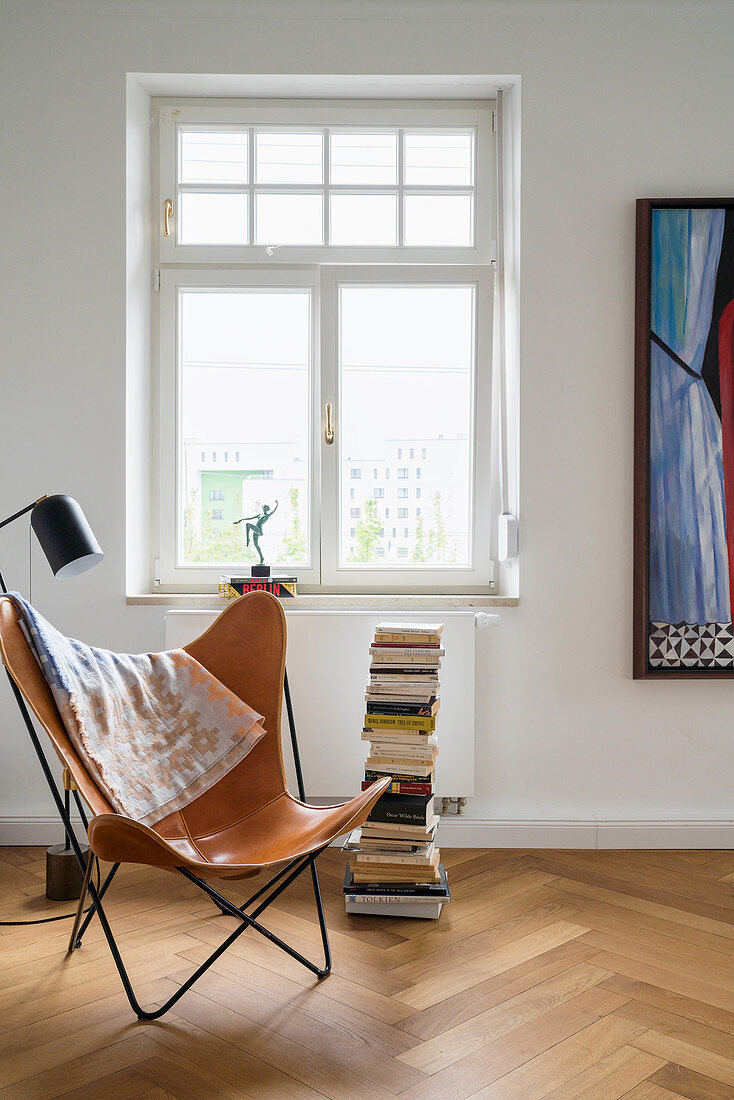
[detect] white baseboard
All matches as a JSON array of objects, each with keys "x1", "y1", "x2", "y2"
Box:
[
  {"x1": 0, "y1": 817, "x2": 86, "y2": 846},
  {"x1": 437, "y1": 817, "x2": 734, "y2": 849},
  {"x1": 3, "y1": 815, "x2": 734, "y2": 850}
]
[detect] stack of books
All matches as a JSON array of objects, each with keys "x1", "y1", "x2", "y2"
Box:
[
  {"x1": 344, "y1": 622, "x2": 450, "y2": 919},
  {"x1": 218, "y1": 575, "x2": 297, "y2": 598}
]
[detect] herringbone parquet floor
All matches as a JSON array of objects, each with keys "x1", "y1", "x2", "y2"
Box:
[{"x1": 1, "y1": 846, "x2": 734, "y2": 1098}]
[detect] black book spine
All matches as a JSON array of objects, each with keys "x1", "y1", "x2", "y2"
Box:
[
  {"x1": 367, "y1": 806, "x2": 431, "y2": 826},
  {"x1": 365, "y1": 700, "x2": 436, "y2": 716},
  {"x1": 345, "y1": 883, "x2": 449, "y2": 896},
  {"x1": 371, "y1": 791, "x2": 431, "y2": 812}
]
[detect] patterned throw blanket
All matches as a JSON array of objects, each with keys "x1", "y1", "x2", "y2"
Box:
[{"x1": 9, "y1": 595, "x2": 266, "y2": 826}]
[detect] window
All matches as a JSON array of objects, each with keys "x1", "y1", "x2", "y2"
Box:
[
  {"x1": 416, "y1": 487, "x2": 421, "y2": 499},
  {"x1": 156, "y1": 99, "x2": 495, "y2": 590}
]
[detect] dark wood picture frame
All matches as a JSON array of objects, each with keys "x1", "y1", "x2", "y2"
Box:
[{"x1": 634, "y1": 198, "x2": 734, "y2": 678}]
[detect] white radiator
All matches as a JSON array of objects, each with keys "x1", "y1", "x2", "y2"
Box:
[{"x1": 165, "y1": 608, "x2": 475, "y2": 800}]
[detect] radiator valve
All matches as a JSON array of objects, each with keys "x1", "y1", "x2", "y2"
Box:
[{"x1": 441, "y1": 796, "x2": 467, "y2": 815}]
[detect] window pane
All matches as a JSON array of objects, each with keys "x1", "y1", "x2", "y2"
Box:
[
  {"x1": 180, "y1": 130, "x2": 248, "y2": 184},
  {"x1": 330, "y1": 132, "x2": 397, "y2": 184},
  {"x1": 404, "y1": 194, "x2": 473, "y2": 246},
  {"x1": 404, "y1": 132, "x2": 473, "y2": 185},
  {"x1": 330, "y1": 194, "x2": 397, "y2": 246},
  {"x1": 255, "y1": 131, "x2": 323, "y2": 184},
  {"x1": 255, "y1": 193, "x2": 323, "y2": 245},
  {"x1": 339, "y1": 285, "x2": 474, "y2": 567},
  {"x1": 179, "y1": 192, "x2": 248, "y2": 245},
  {"x1": 179, "y1": 288, "x2": 311, "y2": 567}
]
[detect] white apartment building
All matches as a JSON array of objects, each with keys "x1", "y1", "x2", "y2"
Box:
[{"x1": 340, "y1": 435, "x2": 470, "y2": 564}]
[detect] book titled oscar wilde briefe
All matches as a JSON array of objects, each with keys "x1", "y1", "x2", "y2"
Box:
[{"x1": 368, "y1": 792, "x2": 434, "y2": 826}]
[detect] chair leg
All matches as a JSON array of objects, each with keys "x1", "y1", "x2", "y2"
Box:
[
  {"x1": 66, "y1": 853, "x2": 95, "y2": 955},
  {"x1": 309, "y1": 860, "x2": 332, "y2": 979},
  {"x1": 71, "y1": 861, "x2": 120, "y2": 949},
  {"x1": 73, "y1": 847, "x2": 331, "y2": 1021},
  {"x1": 181, "y1": 849, "x2": 332, "y2": 980}
]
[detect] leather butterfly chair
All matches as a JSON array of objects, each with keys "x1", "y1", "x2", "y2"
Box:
[{"x1": 0, "y1": 590, "x2": 390, "y2": 1020}]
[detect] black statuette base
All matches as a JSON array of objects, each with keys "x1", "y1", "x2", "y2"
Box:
[{"x1": 251, "y1": 565, "x2": 271, "y2": 577}]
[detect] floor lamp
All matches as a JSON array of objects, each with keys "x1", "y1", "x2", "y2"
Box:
[{"x1": 0, "y1": 494, "x2": 103, "y2": 899}]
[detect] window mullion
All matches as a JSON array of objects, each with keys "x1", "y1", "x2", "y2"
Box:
[
  {"x1": 247, "y1": 127, "x2": 255, "y2": 245},
  {"x1": 323, "y1": 127, "x2": 330, "y2": 246},
  {"x1": 397, "y1": 127, "x2": 405, "y2": 247}
]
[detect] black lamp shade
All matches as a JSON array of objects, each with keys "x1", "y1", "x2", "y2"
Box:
[{"x1": 31, "y1": 495, "x2": 103, "y2": 579}]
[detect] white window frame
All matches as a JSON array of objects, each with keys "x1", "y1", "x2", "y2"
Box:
[
  {"x1": 158, "y1": 103, "x2": 495, "y2": 266},
  {"x1": 319, "y1": 264, "x2": 493, "y2": 589},
  {"x1": 155, "y1": 98, "x2": 497, "y2": 593},
  {"x1": 158, "y1": 267, "x2": 321, "y2": 588}
]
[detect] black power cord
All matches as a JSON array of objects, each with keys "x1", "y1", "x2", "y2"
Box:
[{"x1": 0, "y1": 857, "x2": 101, "y2": 926}]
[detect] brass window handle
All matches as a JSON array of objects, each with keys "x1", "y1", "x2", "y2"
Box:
[
  {"x1": 163, "y1": 199, "x2": 174, "y2": 237},
  {"x1": 325, "y1": 403, "x2": 334, "y2": 445}
]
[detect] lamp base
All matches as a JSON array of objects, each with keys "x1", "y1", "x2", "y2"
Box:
[{"x1": 46, "y1": 843, "x2": 89, "y2": 901}]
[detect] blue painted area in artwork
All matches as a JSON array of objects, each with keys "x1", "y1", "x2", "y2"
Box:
[{"x1": 648, "y1": 207, "x2": 730, "y2": 625}]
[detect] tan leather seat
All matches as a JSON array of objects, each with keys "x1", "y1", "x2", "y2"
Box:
[{"x1": 0, "y1": 591, "x2": 389, "y2": 878}]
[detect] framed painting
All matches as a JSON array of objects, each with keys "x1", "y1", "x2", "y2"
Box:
[{"x1": 635, "y1": 198, "x2": 734, "y2": 677}]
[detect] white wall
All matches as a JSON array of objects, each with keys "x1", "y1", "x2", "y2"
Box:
[{"x1": 3, "y1": 0, "x2": 734, "y2": 845}]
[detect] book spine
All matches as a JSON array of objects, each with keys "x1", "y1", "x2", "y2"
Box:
[
  {"x1": 368, "y1": 809, "x2": 432, "y2": 826},
  {"x1": 365, "y1": 762, "x2": 433, "y2": 777},
  {"x1": 364, "y1": 771, "x2": 434, "y2": 786},
  {"x1": 362, "y1": 779, "x2": 432, "y2": 795},
  {"x1": 370, "y1": 642, "x2": 442, "y2": 649},
  {"x1": 364, "y1": 714, "x2": 436, "y2": 729},
  {"x1": 370, "y1": 646, "x2": 445, "y2": 657},
  {"x1": 369, "y1": 652, "x2": 442, "y2": 664},
  {"x1": 367, "y1": 750, "x2": 437, "y2": 763},
  {"x1": 366, "y1": 701, "x2": 436, "y2": 716},
  {"x1": 361, "y1": 731, "x2": 436, "y2": 744},
  {"x1": 374, "y1": 634, "x2": 441, "y2": 645},
  {"x1": 345, "y1": 885, "x2": 446, "y2": 895}
]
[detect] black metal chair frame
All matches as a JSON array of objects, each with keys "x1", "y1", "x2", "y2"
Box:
[{"x1": 6, "y1": 669, "x2": 332, "y2": 1021}]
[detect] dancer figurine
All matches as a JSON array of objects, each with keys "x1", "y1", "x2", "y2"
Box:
[{"x1": 233, "y1": 501, "x2": 278, "y2": 565}]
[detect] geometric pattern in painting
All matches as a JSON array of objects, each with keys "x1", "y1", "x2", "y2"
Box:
[{"x1": 649, "y1": 620, "x2": 734, "y2": 667}]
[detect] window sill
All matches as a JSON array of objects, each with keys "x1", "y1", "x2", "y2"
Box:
[{"x1": 126, "y1": 592, "x2": 518, "y2": 609}]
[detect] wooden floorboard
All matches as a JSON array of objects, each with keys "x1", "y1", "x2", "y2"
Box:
[{"x1": 1, "y1": 848, "x2": 734, "y2": 1097}]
